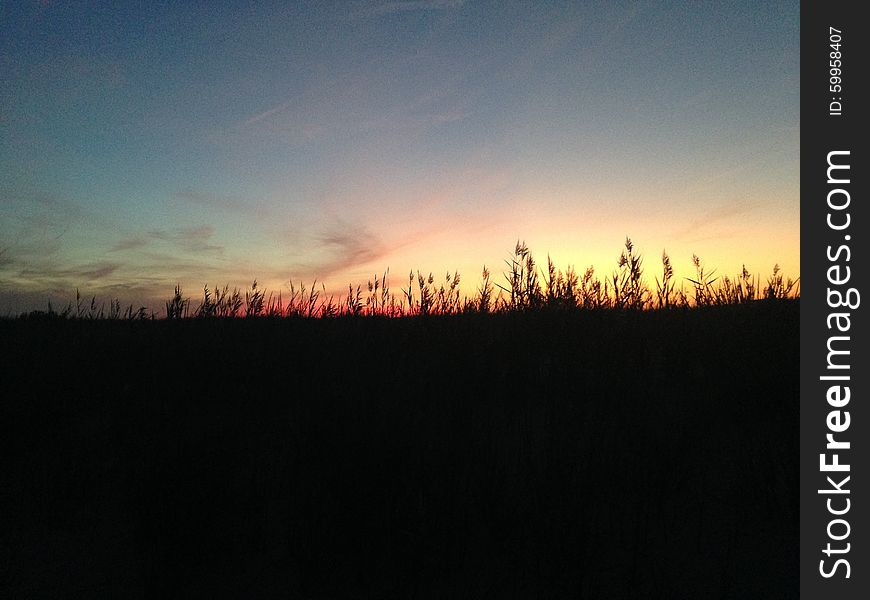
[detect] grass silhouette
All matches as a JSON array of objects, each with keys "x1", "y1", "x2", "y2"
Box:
[
  {"x1": 0, "y1": 238, "x2": 799, "y2": 597},
  {"x1": 15, "y1": 238, "x2": 799, "y2": 320}
]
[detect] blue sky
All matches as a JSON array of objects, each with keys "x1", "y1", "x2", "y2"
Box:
[{"x1": 0, "y1": 1, "x2": 799, "y2": 314}]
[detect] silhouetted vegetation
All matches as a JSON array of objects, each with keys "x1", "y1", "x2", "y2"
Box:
[
  {"x1": 1, "y1": 238, "x2": 799, "y2": 597},
  {"x1": 15, "y1": 238, "x2": 799, "y2": 320}
]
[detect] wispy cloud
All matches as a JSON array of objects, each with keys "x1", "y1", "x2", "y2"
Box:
[
  {"x1": 148, "y1": 225, "x2": 224, "y2": 254},
  {"x1": 354, "y1": 0, "x2": 465, "y2": 18},
  {"x1": 17, "y1": 261, "x2": 120, "y2": 283},
  {"x1": 357, "y1": 108, "x2": 467, "y2": 134},
  {"x1": 75, "y1": 263, "x2": 120, "y2": 280},
  {"x1": 312, "y1": 222, "x2": 391, "y2": 279},
  {"x1": 0, "y1": 183, "x2": 89, "y2": 238},
  {"x1": 109, "y1": 236, "x2": 150, "y2": 252},
  {"x1": 109, "y1": 224, "x2": 224, "y2": 255},
  {"x1": 240, "y1": 100, "x2": 295, "y2": 127},
  {"x1": 670, "y1": 199, "x2": 755, "y2": 242}
]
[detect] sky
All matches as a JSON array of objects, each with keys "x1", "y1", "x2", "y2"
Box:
[{"x1": 0, "y1": 0, "x2": 799, "y2": 314}]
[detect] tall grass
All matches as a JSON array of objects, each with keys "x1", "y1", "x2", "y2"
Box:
[
  {"x1": 613, "y1": 237, "x2": 646, "y2": 310},
  {"x1": 496, "y1": 241, "x2": 543, "y2": 311},
  {"x1": 16, "y1": 238, "x2": 799, "y2": 320},
  {"x1": 165, "y1": 285, "x2": 189, "y2": 319}
]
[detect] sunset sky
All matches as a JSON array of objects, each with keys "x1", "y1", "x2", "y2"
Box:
[{"x1": 0, "y1": 1, "x2": 799, "y2": 314}]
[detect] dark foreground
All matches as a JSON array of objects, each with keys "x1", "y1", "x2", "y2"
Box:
[{"x1": 0, "y1": 302, "x2": 798, "y2": 598}]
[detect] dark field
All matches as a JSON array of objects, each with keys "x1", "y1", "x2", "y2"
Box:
[{"x1": 0, "y1": 302, "x2": 798, "y2": 598}]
